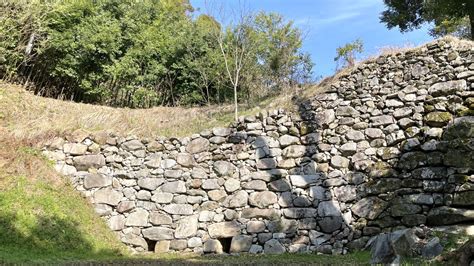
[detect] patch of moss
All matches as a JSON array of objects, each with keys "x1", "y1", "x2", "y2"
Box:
[{"x1": 425, "y1": 112, "x2": 453, "y2": 127}]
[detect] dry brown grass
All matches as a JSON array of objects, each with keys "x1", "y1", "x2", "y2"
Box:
[
  {"x1": 0, "y1": 129, "x2": 62, "y2": 189},
  {"x1": 2, "y1": 36, "x2": 471, "y2": 145},
  {"x1": 0, "y1": 81, "x2": 324, "y2": 144},
  {"x1": 0, "y1": 81, "x2": 259, "y2": 143}
]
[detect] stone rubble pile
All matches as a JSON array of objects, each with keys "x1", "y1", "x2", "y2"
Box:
[{"x1": 45, "y1": 38, "x2": 473, "y2": 255}]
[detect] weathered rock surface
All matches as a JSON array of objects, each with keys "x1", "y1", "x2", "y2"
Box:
[
  {"x1": 208, "y1": 222, "x2": 241, "y2": 238},
  {"x1": 49, "y1": 38, "x2": 474, "y2": 256}
]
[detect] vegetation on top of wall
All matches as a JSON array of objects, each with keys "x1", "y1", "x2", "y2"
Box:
[{"x1": 0, "y1": 0, "x2": 312, "y2": 109}]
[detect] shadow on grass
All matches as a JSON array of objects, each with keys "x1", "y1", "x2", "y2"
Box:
[{"x1": 0, "y1": 211, "x2": 124, "y2": 264}]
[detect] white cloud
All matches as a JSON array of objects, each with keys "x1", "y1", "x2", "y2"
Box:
[
  {"x1": 295, "y1": 11, "x2": 360, "y2": 28},
  {"x1": 294, "y1": 0, "x2": 381, "y2": 29}
]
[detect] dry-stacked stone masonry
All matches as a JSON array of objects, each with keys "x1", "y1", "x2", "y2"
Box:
[{"x1": 45, "y1": 38, "x2": 473, "y2": 255}]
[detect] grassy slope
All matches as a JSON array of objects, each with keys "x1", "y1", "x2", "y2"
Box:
[
  {"x1": 0, "y1": 81, "x2": 274, "y2": 142},
  {"x1": 0, "y1": 134, "x2": 129, "y2": 264}
]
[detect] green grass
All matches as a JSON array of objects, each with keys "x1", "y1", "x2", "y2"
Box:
[
  {"x1": 105, "y1": 252, "x2": 372, "y2": 265},
  {"x1": 0, "y1": 139, "x2": 129, "y2": 264},
  {"x1": 0, "y1": 176, "x2": 129, "y2": 264}
]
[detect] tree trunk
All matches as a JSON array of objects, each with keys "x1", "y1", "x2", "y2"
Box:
[{"x1": 234, "y1": 84, "x2": 238, "y2": 121}]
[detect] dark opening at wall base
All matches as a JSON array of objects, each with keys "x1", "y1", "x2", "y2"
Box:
[
  {"x1": 146, "y1": 239, "x2": 157, "y2": 252},
  {"x1": 218, "y1": 237, "x2": 232, "y2": 253}
]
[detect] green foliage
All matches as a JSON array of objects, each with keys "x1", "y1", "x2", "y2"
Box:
[
  {"x1": 0, "y1": 0, "x2": 312, "y2": 108},
  {"x1": 334, "y1": 39, "x2": 364, "y2": 69},
  {"x1": 380, "y1": 0, "x2": 474, "y2": 40},
  {"x1": 251, "y1": 12, "x2": 314, "y2": 94},
  {"x1": 430, "y1": 17, "x2": 472, "y2": 39}
]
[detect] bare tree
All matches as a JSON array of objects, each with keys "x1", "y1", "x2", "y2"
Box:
[{"x1": 204, "y1": 0, "x2": 253, "y2": 121}]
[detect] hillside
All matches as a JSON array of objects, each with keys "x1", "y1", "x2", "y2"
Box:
[
  {"x1": 0, "y1": 36, "x2": 473, "y2": 264},
  {"x1": 0, "y1": 132, "x2": 129, "y2": 263},
  {"x1": 1, "y1": 81, "x2": 318, "y2": 143}
]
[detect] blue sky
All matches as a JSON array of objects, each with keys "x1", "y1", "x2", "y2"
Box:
[{"x1": 190, "y1": 0, "x2": 434, "y2": 78}]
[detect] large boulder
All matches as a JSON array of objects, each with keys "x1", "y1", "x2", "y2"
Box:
[
  {"x1": 175, "y1": 215, "x2": 198, "y2": 239},
  {"x1": 336, "y1": 106, "x2": 359, "y2": 117},
  {"x1": 93, "y1": 188, "x2": 122, "y2": 206},
  {"x1": 203, "y1": 240, "x2": 223, "y2": 254},
  {"x1": 161, "y1": 181, "x2": 186, "y2": 193},
  {"x1": 369, "y1": 229, "x2": 418, "y2": 264},
  {"x1": 241, "y1": 208, "x2": 279, "y2": 219},
  {"x1": 427, "y1": 206, "x2": 474, "y2": 225},
  {"x1": 247, "y1": 221, "x2": 266, "y2": 233},
  {"x1": 142, "y1": 227, "x2": 174, "y2": 241},
  {"x1": 282, "y1": 145, "x2": 306, "y2": 158},
  {"x1": 208, "y1": 221, "x2": 241, "y2": 238},
  {"x1": 176, "y1": 153, "x2": 195, "y2": 167},
  {"x1": 83, "y1": 173, "x2": 112, "y2": 189},
  {"x1": 425, "y1": 112, "x2": 453, "y2": 127},
  {"x1": 256, "y1": 158, "x2": 277, "y2": 170},
  {"x1": 453, "y1": 191, "x2": 474, "y2": 206},
  {"x1": 352, "y1": 197, "x2": 387, "y2": 220},
  {"x1": 264, "y1": 239, "x2": 286, "y2": 254},
  {"x1": 289, "y1": 175, "x2": 321, "y2": 188},
  {"x1": 213, "y1": 127, "x2": 232, "y2": 137},
  {"x1": 149, "y1": 212, "x2": 172, "y2": 225},
  {"x1": 137, "y1": 178, "x2": 164, "y2": 191},
  {"x1": 279, "y1": 135, "x2": 300, "y2": 147},
  {"x1": 186, "y1": 138, "x2": 209, "y2": 154},
  {"x1": 230, "y1": 235, "x2": 253, "y2": 253},
  {"x1": 249, "y1": 191, "x2": 277, "y2": 208},
  {"x1": 121, "y1": 139, "x2": 145, "y2": 151},
  {"x1": 73, "y1": 155, "x2": 105, "y2": 171},
  {"x1": 318, "y1": 216, "x2": 343, "y2": 233},
  {"x1": 317, "y1": 201, "x2": 341, "y2": 217},
  {"x1": 163, "y1": 204, "x2": 193, "y2": 215},
  {"x1": 421, "y1": 237, "x2": 443, "y2": 259},
  {"x1": 428, "y1": 80, "x2": 467, "y2": 97},
  {"x1": 151, "y1": 192, "x2": 173, "y2": 204},
  {"x1": 369, "y1": 228, "x2": 440, "y2": 264},
  {"x1": 223, "y1": 190, "x2": 248, "y2": 208},
  {"x1": 268, "y1": 179, "x2": 291, "y2": 192},
  {"x1": 63, "y1": 143, "x2": 87, "y2": 155},
  {"x1": 122, "y1": 233, "x2": 147, "y2": 249},
  {"x1": 213, "y1": 161, "x2": 236, "y2": 176},
  {"x1": 125, "y1": 208, "x2": 149, "y2": 227}
]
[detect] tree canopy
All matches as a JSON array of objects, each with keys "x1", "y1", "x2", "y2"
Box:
[
  {"x1": 0, "y1": 0, "x2": 312, "y2": 108},
  {"x1": 334, "y1": 39, "x2": 364, "y2": 70},
  {"x1": 380, "y1": 0, "x2": 474, "y2": 40}
]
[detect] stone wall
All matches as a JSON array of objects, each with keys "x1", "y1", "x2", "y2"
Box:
[{"x1": 45, "y1": 38, "x2": 474, "y2": 255}]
